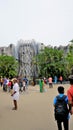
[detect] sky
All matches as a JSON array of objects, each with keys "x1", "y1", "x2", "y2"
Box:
[{"x1": 0, "y1": 0, "x2": 73, "y2": 47}]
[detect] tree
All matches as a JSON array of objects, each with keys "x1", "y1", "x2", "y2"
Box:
[
  {"x1": 65, "y1": 44, "x2": 73, "y2": 75},
  {"x1": 34, "y1": 47, "x2": 68, "y2": 79},
  {"x1": 0, "y1": 55, "x2": 18, "y2": 78},
  {"x1": 70, "y1": 39, "x2": 73, "y2": 43}
]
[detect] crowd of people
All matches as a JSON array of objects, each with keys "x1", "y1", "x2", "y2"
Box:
[
  {"x1": 39, "y1": 75, "x2": 63, "y2": 92},
  {"x1": 0, "y1": 76, "x2": 28, "y2": 92},
  {"x1": 0, "y1": 76, "x2": 28, "y2": 110},
  {"x1": 0, "y1": 75, "x2": 64, "y2": 94}
]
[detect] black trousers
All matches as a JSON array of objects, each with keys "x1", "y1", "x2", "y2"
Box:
[{"x1": 57, "y1": 119, "x2": 69, "y2": 130}]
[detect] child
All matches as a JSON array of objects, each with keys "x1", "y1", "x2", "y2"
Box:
[
  {"x1": 7, "y1": 80, "x2": 11, "y2": 92},
  {"x1": 23, "y1": 79, "x2": 26, "y2": 91},
  {"x1": 53, "y1": 86, "x2": 69, "y2": 130}
]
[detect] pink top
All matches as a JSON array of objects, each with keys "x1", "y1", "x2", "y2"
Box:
[
  {"x1": 59, "y1": 76, "x2": 63, "y2": 81},
  {"x1": 48, "y1": 77, "x2": 52, "y2": 83}
]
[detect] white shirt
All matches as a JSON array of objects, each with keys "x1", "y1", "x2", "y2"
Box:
[{"x1": 12, "y1": 82, "x2": 19, "y2": 100}]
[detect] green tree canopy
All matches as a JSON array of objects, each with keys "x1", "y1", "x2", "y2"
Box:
[
  {"x1": 0, "y1": 55, "x2": 18, "y2": 78},
  {"x1": 65, "y1": 44, "x2": 73, "y2": 75},
  {"x1": 35, "y1": 47, "x2": 65, "y2": 78}
]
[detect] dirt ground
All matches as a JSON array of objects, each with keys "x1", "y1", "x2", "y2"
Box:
[{"x1": 0, "y1": 84, "x2": 73, "y2": 130}]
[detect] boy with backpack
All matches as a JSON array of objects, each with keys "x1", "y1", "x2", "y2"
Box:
[{"x1": 53, "y1": 86, "x2": 69, "y2": 130}]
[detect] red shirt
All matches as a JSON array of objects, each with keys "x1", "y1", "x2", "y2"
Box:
[
  {"x1": 59, "y1": 76, "x2": 63, "y2": 81},
  {"x1": 67, "y1": 85, "x2": 73, "y2": 106},
  {"x1": 8, "y1": 81, "x2": 11, "y2": 87}
]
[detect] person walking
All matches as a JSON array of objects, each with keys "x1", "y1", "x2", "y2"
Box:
[
  {"x1": 22, "y1": 79, "x2": 26, "y2": 91},
  {"x1": 11, "y1": 78, "x2": 19, "y2": 110},
  {"x1": 53, "y1": 86, "x2": 69, "y2": 130},
  {"x1": 19, "y1": 78, "x2": 23, "y2": 92},
  {"x1": 67, "y1": 75, "x2": 73, "y2": 115},
  {"x1": 23, "y1": 76, "x2": 28, "y2": 89},
  {"x1": 0, "y1": 76, "x2": 3, "y2": 87},
  {"x1": 39, "y1": 78, "x2": 44, "y2": 92},
  {"x1": 3, "y1": 77, "x2": 7, "y2": 91},
  {"x1": 54, "y1": 76, "x2": 58, "y2": 84},
  {"x1": 48, "y1": 76, "x2": 53, "y2": 88},
  {"x1": 59, "y1": 76, "x2": 63, "y2": 84}
]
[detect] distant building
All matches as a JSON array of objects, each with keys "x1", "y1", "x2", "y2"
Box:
[{"x1": 0, "y1": 44, "x2": 15, "y2": 57}]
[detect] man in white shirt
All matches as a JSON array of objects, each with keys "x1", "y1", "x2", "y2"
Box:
[{"x1": 11, "y1": 78, "x2": 19, "y2": 110}]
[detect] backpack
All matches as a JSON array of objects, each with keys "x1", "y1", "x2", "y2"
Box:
[{"x1": 54, "y1": 95, "x2": 69, "y2": 121}]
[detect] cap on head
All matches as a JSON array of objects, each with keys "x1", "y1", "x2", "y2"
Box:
[{"x1": 13, "y1": 78, "x2": 18, "y2": 82}]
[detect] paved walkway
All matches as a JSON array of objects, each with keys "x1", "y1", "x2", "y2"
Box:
[{"x1": 0, "y1": 84, "x2": 73, "y2": 130}]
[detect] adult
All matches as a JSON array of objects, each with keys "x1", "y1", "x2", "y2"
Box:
[
  {"x1": 3, "y1": 77, "x2": 7, "y2": 91},
  {"x1": 19, "y1": 77, "x2": 23, "y2": 92},
  {"x1": 11, "y1": 78, "x2": 19, "y2": 110},
  {"x1": 39, "y1": 78, "x2": 44, "y2": 92},
  {"x1": 23, "y1": 76, "x2": 28, "y2": 88},
  {"x1": 59, "y1": 76, "x2": 63, "y2": 84},
  {"x1": 0, "y1": 76, "x2": 3, "y2": 87},
  {"x1": 67, "y1": 75, "x2": 73, "y2": 114},
  {"x1": 54, "y1": 76, "x2": 57, "y2": 84},
  {"x1": 48, "y1": 76, "x2": 53, "y2": 88}
]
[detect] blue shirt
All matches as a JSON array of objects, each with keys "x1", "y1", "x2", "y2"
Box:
[
  {"x1": 53, "y1": 94, "x2": 68, "y2": 105},
  {"x1": 53, "y1": 94, "x2": 70, "y2": 119}
]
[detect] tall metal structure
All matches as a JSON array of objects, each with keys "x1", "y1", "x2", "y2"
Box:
[{"x1": 17, "y1": 40, "x2": 38, "y2": 78}]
